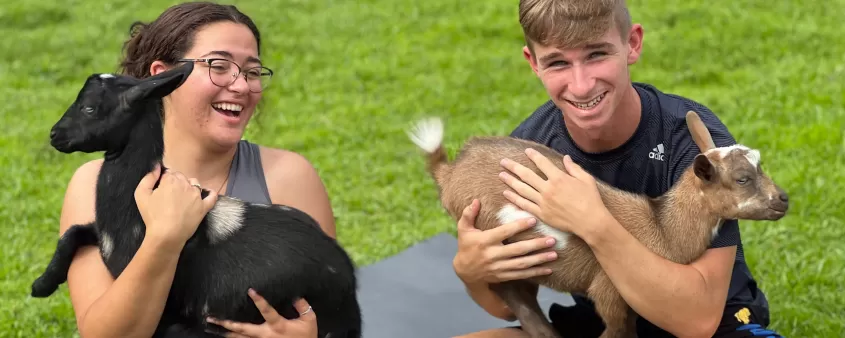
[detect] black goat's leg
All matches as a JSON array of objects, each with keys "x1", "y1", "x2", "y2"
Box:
[
  {"x1": 31, "y1": 223, "x2": 99, "y2": 297},
  {"x1": 490, "y1": 280, "x2": 561, "y2": 338}
]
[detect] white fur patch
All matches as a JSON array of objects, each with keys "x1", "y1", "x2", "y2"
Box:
[
  {"x1": 736, "y1": 199, "x2": 754, "y2": 211},
  {"x1": 712, "y1": 218, "x2": 723, "y2": 240},
  {"x1": 497, "y1": 204, "x2": 570, "y2": 251},
  {"x1": 407, "y1": 117, "x2": 444, "y2": 153},
  {"x1": 100, "y1": 233, "x2": 114, "y2": 260},
  {"x1": 744, "y1": 149, "x2": 761, "y2": 168},
  {"x1": 99, "y1": 73, "x2": 115, "y2": 79},
  {"x1": 206, "y1": 196, "x2": 246, "y2": 244},
  {"x1": 712, "y1": 144, "x2": 760, "y2": 167}
]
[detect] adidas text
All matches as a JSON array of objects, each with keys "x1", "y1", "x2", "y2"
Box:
[{"x1": 650, "y1": 144, "x2": 665, "y2": 161}]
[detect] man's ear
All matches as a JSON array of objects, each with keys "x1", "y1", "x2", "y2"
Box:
[
  {"x1": 626, "y1": 23, "x2": 644, "y2": 65},
  {"x1": 122, "y1": 62, "x2": 194, "y2": 104},
  {"x1": 523, "y1": 45, "x2": 540, "y2": 76},
  {"x1": 693, "y1": 154, "x2": 717, "y2": 183}
]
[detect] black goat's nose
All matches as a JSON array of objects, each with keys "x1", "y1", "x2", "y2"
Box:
[{"x1": 50, "y1": 129, "x2": 57, "y2": 139}]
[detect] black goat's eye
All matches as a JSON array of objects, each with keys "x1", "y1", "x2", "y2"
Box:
[{"x1": 82, "y1": 106, "x2": 95, "y2": 114}]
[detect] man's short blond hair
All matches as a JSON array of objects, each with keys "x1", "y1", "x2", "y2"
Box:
[{"x1": 519, "y1": 0, "x2": 632, "y2": 52}]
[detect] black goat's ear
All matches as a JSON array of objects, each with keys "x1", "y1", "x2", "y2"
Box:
[{"x1": 122, "y1": 62, "x2": 195, "y2": 104}]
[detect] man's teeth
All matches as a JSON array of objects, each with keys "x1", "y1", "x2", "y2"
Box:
[
  {"x1": 570, "y1": 93, "x2": 605, "y2": 109},
  {"x1": 212, "y1": 103, "x2": 243, "y2": 112}
]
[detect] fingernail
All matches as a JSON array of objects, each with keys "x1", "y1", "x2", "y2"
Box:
[
  {"x1": 547, "y1": 252, "x2": 557, "y2": 259},
  {"x1": 544, "y1": 268, "x2": 553, "y2": 274},
  {"x1": 500, "y1": 158, "x2": 508, "y2": 166},
  {"x1": 546, "y1": 238, "x2": 556, "y2": 245},
  {"x1": 248, "y1": 288, "x2": 257, "y2": 296},
  {"x1": 206, "y1": 317, "x2": 217, "y2": 323},
  {"x1": 521, "y1": 220, "x2": 532, "y2": 229}
]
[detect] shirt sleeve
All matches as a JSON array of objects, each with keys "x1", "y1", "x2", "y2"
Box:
[{"x1": 668, "y1": 103, "x2": 742, "y2": 249}]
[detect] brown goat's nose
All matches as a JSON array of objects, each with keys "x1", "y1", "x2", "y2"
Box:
[{"x1": 779, "y1": 193, "x2": 789, "y2": 203}]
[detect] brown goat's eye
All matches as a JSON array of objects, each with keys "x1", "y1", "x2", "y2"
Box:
[{"x1": 736, "y1": 177, "x2": 750, "y2": 185}]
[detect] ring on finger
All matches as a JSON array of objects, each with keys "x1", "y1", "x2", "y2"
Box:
[{"x1": 300, "y1": 305, "x2": 312, "y2": 316}]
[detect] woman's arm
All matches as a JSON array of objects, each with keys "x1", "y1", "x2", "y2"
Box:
[
  {"x1": 261, "y1": 148, "x2": 337, "y2": 239},
  {"x1": 63, "y1": 160, "x2": 187, "y2": 338}
]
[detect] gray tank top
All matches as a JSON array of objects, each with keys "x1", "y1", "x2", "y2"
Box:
[{"x1": 224, "y1": 140, "x2": 272, "y2": 204}]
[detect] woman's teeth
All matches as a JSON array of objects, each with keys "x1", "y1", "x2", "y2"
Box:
[
  {"x1": 212, "y1": 103, "x2": 243, "y2": 112},
  {"x1": 570, "y1": 93, "x2": 606, "y2": 109}
]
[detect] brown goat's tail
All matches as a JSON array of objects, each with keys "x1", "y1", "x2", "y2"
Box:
[{"x1": 407, "y1": 117, "x2": 450, "y2": 183}]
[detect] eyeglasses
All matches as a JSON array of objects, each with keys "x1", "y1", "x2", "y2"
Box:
[{"x1": 178, "y1": 58, "x2": 274, "y2": 93}]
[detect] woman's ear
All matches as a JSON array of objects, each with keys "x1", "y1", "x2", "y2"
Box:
[{"x1": 149, "y1": 60, "x2": 169, "y2": 76}]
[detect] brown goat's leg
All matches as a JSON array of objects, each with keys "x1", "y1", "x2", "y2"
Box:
[
  {"x1": 489, "y1": 280, "x2": 561, "y2": 338},
  {"x1": 588, "y1": 273, "x2": 637, "y2": 338}
]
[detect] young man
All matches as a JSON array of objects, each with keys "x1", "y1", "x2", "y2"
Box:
[{"x1": 451, "y1": 0, "x2": 782, "y2": 337}]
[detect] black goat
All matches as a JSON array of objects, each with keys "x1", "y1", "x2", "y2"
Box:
[{"x1": 30, "y1": 62, "x2": 362, "y2": 338}]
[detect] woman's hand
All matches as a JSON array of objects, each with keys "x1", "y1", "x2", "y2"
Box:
[
  {"x1": 207, "y1": 289, "x2": 318, "y2": 338},
  {"x1": 134, "y1": 163, "x2": 218, "y2": 250},
  {"x1": 452, "y1": 199, "x2": 558, "y2": 285}
]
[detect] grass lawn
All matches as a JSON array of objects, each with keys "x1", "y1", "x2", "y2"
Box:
[{"x1": 2, "y1": 0, "x2": 843, "y2": 336}]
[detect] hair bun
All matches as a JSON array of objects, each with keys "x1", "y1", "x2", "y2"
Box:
[{"x1": 128, "y1": 21, "x2": 148, "y2": 38}]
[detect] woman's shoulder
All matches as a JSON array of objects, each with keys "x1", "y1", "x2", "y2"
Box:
[
  {"x1": 254, "y1": 144, "x2": 324, "y2": 186},
  {"x1": 59, "y1": 159, "x2": 104, "y2": 235},
  {"x1": 253, "y1": 143, "x2": 337, "y2": 237}
]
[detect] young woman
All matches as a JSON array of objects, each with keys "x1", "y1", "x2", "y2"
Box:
[{"x1": 59, "y1": 2, "x2": 331, "y2": 337}]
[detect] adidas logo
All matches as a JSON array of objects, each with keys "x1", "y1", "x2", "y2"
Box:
[{"x1": 649, "y1": 143, "x2": 665, "y2": 161}]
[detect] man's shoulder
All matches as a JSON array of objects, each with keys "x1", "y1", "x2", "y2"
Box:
[
  {"x1": 509, "y1": 100, "x2": 561, "y2": 142},
  {"x1": 635, "y1": 82, "x2": 737, "y2": 149}
]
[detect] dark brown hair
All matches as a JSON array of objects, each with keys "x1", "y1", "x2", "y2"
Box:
[{"x1": 119, "y1": 1, "x2": 262, "y2": 79}]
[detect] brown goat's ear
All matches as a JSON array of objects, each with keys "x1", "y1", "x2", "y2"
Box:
[
  {"x1": 686, "y1": 111, "x2": 716, "y2": 152},
  {"x1": 693, "y1": 154, "x2": 717, "y2": 183}
]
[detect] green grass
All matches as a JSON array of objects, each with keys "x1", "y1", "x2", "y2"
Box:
[{"x1": 1, "y1": 0, "x2": 843, "y2": 336}]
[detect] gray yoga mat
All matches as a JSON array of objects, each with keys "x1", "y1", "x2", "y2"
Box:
[{"x1": 355, "y1": 232, "x2": 574, "y2": 338}]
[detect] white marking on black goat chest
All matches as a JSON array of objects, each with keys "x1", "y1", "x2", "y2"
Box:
[
  {"x1": 497, "y1": 204, "x2": 570, "y2": 251},
  {"x1": 100, "y1": 232, "x2": 114, "y2": 259},
  {"x1": 206, "y1": 197, "x2": 246, "y2": 243}
]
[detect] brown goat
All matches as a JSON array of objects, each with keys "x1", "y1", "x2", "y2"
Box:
[{"x1": 407, "y1": 111, "x2": 789, "y2": 338}]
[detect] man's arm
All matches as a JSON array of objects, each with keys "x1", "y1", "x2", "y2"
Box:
[{"x1": 582, "y1": 217, "x2": 736, "y2": 337}]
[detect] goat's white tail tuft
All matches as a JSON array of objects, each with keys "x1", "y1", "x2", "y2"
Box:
[{"x1": 407, "y1": 117, "x2": 444, "y2": 154}]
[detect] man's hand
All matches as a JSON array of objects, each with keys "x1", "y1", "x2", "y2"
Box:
[
  {"x1": 453, "y1": 199, "x2": 558, "y2": 284},
  {"x1": 498, "y1": 148, "x2": 611, "y2": 238}
]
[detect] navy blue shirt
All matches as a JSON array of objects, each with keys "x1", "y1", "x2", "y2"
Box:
[{"x1": 510, "y1": 83, "x2": 771, "y2": 335}]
